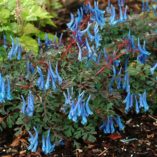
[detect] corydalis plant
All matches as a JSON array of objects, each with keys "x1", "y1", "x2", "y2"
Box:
[
  {"x1": 123, "y1": 91, "x2": 149, "y2": 113},
  {"x1": 63, "y1": 89, "x2": 93, "y2": 125},
  {"x1": 37, "y1": 62, "x2": 63, "y2": 91},
  {"x1": 21, "y1": 91, "x2": 34, "y2": 117},
  {"x1": 42, "y1": 130, "x2": 55, "y2": 154},
  {"x1": 100, "y1": 116, "x2": 124, "y2": 134},
  {"x1": 7, "y1": 36, "x2": 22, "y2": 61},
  {"x1": 0, "y1": 74, "x2": 12, "y2": 103}
]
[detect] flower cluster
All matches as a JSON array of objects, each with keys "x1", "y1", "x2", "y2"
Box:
[
  {"x1": 137, "y1": 38, "x2": 150, "y2": 64},
  {"x1": 8, "y1": 36, "x2": 22, "y2": 60},
  {"x1": 21, "y1": 91, "x2": 34, "y2": 117},
  {"x1": 0, "y1": 74, "x2": 12, "y2": 103},
  {"x1": 37, "y1": 62, "x2": 62, "y2": 91},
  {"x1": 109, "y1": 65, "x2": 130, "y2": 93},
  {"x1": 28, "y1": 128, "x2": 58, "y2": 154},
  {"x1": 100, "y1": 116, "x2": 124, "y2": 134},
  {"x1": 42, "y1": 130, "x2": 55, "y2": 154},
  {"x1": 142, "y1": 0, "x2": 150, "y2": 12},
  {"x1": 63, "y1": 89, "x2": 93, "y2": 125},
  {"x1": 124, "y1": 91, "x2": 149, "y2": 113},
  {"x1": 28, "y1": 127, "x2": 39, "y2": 152},
  {"x1": 109, "y1": 3, "x2": 128, "y2": 25},
  {"x1": 26, "y1": 60, "x2": 35, "y2": 79}
]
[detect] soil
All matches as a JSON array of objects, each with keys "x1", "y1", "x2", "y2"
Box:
[{"x1": 0, "y1": 114, "x2": 157, "y2": 157}]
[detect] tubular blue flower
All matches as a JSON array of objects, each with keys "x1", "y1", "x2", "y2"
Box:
[
  {"x1": 28, "y1": 127, "x2": 38, "y2": 152},
  {"x1": 26, "y1": 60, "x2": 34, "y2": 79},
  {"x1": 45, "y1": 70, "x2": 51, "y2": 90},
  {"x1": 67, "y1": 91, "x2": 92, "y2": 125},
  {"x1": 142, "y1": 91, "x2": 149, "y2": 112},
  {"x1": 109, "y1": 5, "x2": 118, "y2": 25},
  {"x1": 26, "y1": 91, "x2": 34, "y2": 117},
  {"x1": 118, "y1": 6, "x2": 128, "y2": 22},
  {"x1": 106, "y1": 0, "x2": 111, "y2": 14},
  {"x1": 85, "y1": 95, "x2": 93, "y2": 116},
  {"x1": 0, "y1": 75, "x2": 5, "y2": 103},
  {"x1": 48, "y1": 62, "x2": 57, "y2": 81},
  {"x1": 8, "y1": 36, "x2": 15, "y2": 60},
  {"x1": 45, "y1": 34, "x2": 52, "y2": 48},
  {"x1": 123, "y1": 72, "x2": 130, "y2": 92},
  {"x1": 100, "y1": 115, "x2": 125, "y2": 134},
  {"x1": 90, "y1": 1, "x2": 105, "y2": 28},
  {"x1": 93, "y1": 23, "x2": 102, "y2": 48},
  {"x1": 6, "y1": 76, "x2": 12, "y2": 100},
  {"x1": 142, "y1": 0, "x2": 150, "y2": 12},
  {"x1": 42, "y1": 130, "x2": 55, "y2": 154},
  {"x1": 63, "y1": 87, "x2": 73, "y2": 105},
  {"x1": 114, "y1": 116, "x2": 125, "y2": 131},
  {"x1": 21, "y1": 91, "x2": 34, "y2": 117},
  {"x1": 85, "y1": 38, "x2": 93, "y2": 58},
  {"x1": 55, "y1": 62, "x2": 63, "y2": 85},
  {"x1": 123, "y1": 91, "x2": 132, "y2": 113},
  {"x1": 118, "y1": 0, "x2": 125, "y2": 7},
  {"x1": 116, "y1": 67, "x2": 122, "y2": 89},
  {"x1": 17, "y1": 45, "x2": 22, "y2": 60},
  {"x1": 135, "y1": 95, "x2": 140, "y2": 114},
  {"x1": 138, "y1": 38, "x2": 150, "y2": 56},
  {"x1": 37, "y1": 66, "x2": 45, "y2": 90},
  {"x1": 67, "y1": 13, "x2": 76, "y2": 31},
  {"x1": 77, "y1": 42, "x2": 83, "y2": 61},
  {"x1": 100, "y1": 116, "x2": 115, "y2": 134},
  {"x1": 150, "y1": 63, "x2": 157, "y2": 75}
]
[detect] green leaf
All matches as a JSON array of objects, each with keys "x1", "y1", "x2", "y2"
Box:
[
  {"x1": 19, "y1": 35, "x2": 39, "y2": 55},
  {"x1": 23, "y1": 23, "x2": 39, "y2": 35},
  {"x1": 87, "y1": 135, "x2": 96, "y2": 143}
]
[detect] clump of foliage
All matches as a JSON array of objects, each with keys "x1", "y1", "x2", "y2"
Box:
[
  {"x1": 0, "y1": 0, "x2": 157, "y2": 155},
  {"x1": 0, "y1": 0, "x2": 62, "y2": 53}
]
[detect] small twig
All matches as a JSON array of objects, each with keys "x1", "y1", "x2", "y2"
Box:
[{"x1": 148, "y1": 115, "x2": 157, "y2": 121}]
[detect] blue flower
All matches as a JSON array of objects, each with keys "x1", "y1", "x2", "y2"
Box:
[
  {"x1": 100, "y1": 116, "x2": 115, "y2": 134},
  {"x1": 93, "y1": 23, "x2": 102, "y2": 48},
  {"x1": 8, "y1": 37, "x2": 22, "y2": 60},
  {"x1": 6, "y1": 76, "x2": 12, "y2": 100},
  {"x1": 150, "y1": 63, "x2": 157, "y2": 75},
  {"x1": 123, "y1": 72, "x2": 130, "y2": 92},
  {"x1": 142, "y1": 90, "x2": 149, "y2": 112},
  {"x1": 0, "y1": 74, "x2": 5, "y2": 103},
  {"x1": 114, "y1": 116, "x2": 125, "y2": 131},
  {"x1": 118, "y1": 0, "x2": 125, "y2": 7},
  {"x1": 142, "y1": 0, "x2": 150, "y2": 12},
  {"x1": 45, "y1": 34, "x2": 52, "y2": 48},
  {"x1": 100, "y1": 115, "x2": 124, "y2": 134},
  {"x1": 66, "y1": 90, "x2": 93, "y2": 125},
  {"x1": 55, "y1": 62, "x2": 63, "y2": 85},
  {"x1": 135, "y1": 95, "x2": 140, "y2": 114},
  {"x1": 28, "y1": 127, "x2": 38, "y2": 152},
  {"x1": 90, "y1": 1, "x2": 105, "y2": 28},
  {"x1": 37, "y1": 66, "x2": 45, "y2": 90},
  {"x1": 26, "y1": 60, "x2": 34, "y2": 79},
  {"x1": 42, "y1": 130, "x2": 55, "y2": 154},
  {"x1": 77, "y1": 42, "x2": 83, "y2": 61},
  {"x1": 109, "y1": 5, "x2": 118, "y2": 25},
  {"x1": 21, "y1": 91, "x2": 34, "y2": 117},
  {"x1": 123, "y1": 91, "x2": 133, "y2": 113}
]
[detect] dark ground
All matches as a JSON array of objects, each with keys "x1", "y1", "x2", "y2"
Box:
[{"x1": 0, "y1": 114, "x2": 157, "y2": 157}]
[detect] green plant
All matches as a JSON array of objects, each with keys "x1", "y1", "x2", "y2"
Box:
[{"x1": 0, "y1": 0, "x2": 62, "y2": 54}]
